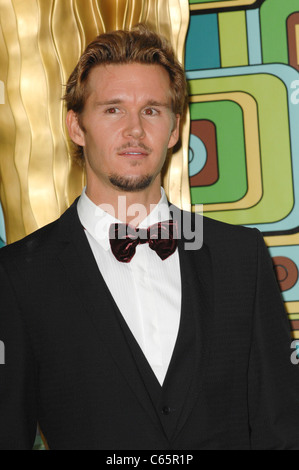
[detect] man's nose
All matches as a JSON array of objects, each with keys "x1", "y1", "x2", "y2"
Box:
[{"x1": 123, "y1": 113, "x2": 145, "y2": 139}]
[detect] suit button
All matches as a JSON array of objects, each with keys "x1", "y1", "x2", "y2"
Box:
[{"x1": 162, "y1": 406, "x2": 171, "y2": 415}]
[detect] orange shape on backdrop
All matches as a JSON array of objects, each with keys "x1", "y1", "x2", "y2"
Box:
[
  {"x1": 189, "y1": 120, "x2": 219, "y2": 187},
  {"x1": 272, "y1": 256, "x2": 299, "y2": 292}
]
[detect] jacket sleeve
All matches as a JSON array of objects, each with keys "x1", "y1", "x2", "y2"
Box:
[
  {"x1": 248, "y1": 230, "x2": 299, "y2": 449},
  {"x1": 0, "y1": 261, "x2": 38, "y2": 449}
]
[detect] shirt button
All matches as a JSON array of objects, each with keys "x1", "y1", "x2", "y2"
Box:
[{"x1": 162, "y1": 406, "x2": 171, "y2": 416}]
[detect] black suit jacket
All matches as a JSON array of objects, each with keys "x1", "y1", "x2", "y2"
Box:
[{"x1": 0, "y1": 200, "x2": 298, "y2": 450}]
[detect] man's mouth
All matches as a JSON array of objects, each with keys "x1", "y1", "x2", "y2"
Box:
[
  {"x1": 118, "y1": 148, "x2": 150, "y2": 157},
  {"x1": 117, "y1": 143, "x2": 152, "y2": 157}
]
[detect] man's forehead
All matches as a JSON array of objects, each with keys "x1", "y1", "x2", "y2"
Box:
[
  {"x1": 89, "y1": 61, "x2": 170, "y2": 77},
  {"x1": 86, "y1": 63, "x2": 172, "y2": 100}
]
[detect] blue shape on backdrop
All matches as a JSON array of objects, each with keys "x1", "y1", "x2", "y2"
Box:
[
  {"x1": 189, "y1": 134, "x2": 207, "y2": 177},
  {"x1": 0, "y1": 202, "x2": 6, "y2": 248},
  {"x1": 185, "y1": 14, "x2": 221, "y2": 71},
  {"x1": 246, "y1": 9, "x2": 263, "y2": 65}
]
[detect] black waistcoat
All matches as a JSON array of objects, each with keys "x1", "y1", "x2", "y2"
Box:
[{"x1": 111, "y1": 234, "x2": 213, "y2": 444}]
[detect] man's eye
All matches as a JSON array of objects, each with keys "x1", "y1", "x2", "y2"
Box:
[
  {"x1": 143, "y1": 108, "x2": 158, "y2": 116},
  {"x1": 105, "y1": 107, "x2": 119, "y2": 114}
]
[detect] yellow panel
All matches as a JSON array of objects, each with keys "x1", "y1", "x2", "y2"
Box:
[
  {"x1": 296, "y1": 24, "x2": 299, "y2": 67},
  {"x1": 190, "y1": 0, "x2": 257, "y2": 11},
  {"x1": 264, "y1": 233, "x2": 299, "y2": 247},
  {"x1": 285, "y1": 302, "x2": 299, "y2": 314}
]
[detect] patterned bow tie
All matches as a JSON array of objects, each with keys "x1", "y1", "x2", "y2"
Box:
[{"x1": 109, "y1": 220, "x2": 178, "y2": 263}]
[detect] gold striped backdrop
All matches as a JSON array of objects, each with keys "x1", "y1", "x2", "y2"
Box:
[{"x1": 0, "y1": 0, "x2": 190, "y2": 244}]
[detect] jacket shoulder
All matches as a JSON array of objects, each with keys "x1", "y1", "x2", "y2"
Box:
[
  {"x1": 0, "y1": 201, "x2": 78, "y2": 264},
  {"x1": 189, "y1": 211, "x2": 260, "y2": 255},
  {"x1": 201, "y1": 214, "x2": 258, "y2": 242}
]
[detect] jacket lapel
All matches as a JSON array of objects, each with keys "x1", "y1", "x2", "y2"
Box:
[
  {"x1": 168, "y1": 210, "x2": 215, "y2": 442},
  {"x1": 56, "y1": 202, "x2": 164, "y2": 432}
]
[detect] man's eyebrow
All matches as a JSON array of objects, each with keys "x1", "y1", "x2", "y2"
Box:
[
  {"x1": 94, "y1": 99, "x2": 122, "y2": 106},
  {"x1": 94, "y1": 99, "x2": 171, "y2": 108},
  {"x1": 145, "y1": 100, "x2": 171, "y2": 108}
]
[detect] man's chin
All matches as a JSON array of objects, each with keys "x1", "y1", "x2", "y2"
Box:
[{"x1": 108, "y1": 174, "x2": 153, "y2": 192}]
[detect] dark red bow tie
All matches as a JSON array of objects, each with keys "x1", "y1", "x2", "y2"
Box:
[{"x1": 109, "y1": 220, "x2": 178, "y2": 263}]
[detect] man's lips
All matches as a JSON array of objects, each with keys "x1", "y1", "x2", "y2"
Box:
[{"x1": 118, "y1": 147, "x2": 150, "y2": 157}]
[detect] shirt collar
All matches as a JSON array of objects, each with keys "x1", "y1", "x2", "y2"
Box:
[{"x1": 77, "y1": 187, "x2": 171, "y2": 251}]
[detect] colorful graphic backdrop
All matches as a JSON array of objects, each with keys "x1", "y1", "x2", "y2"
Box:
[
  {"x1": 186, "y1": 0, "x2": 299, "y2": 342},
  {"x1": 0, "y1": 0, "x2": 298, "y2": 450}
]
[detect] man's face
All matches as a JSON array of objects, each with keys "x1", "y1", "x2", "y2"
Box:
[{"x1": 67, "y1": 63, "x2": 180, "y2": 194}]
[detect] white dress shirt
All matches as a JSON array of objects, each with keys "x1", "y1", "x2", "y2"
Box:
[{"x1": 77, "y1": 187, "x2": 182, "y2": 385}]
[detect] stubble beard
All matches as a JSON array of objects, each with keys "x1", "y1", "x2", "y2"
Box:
[
  {"x1": 109, "y1": 142, "x2": 156, "y2": 192},
  {"x1": 108, "y1": 173, "x2": 154, "y2": 192}
]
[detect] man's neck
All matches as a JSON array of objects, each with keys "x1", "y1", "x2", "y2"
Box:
[{"x1": 85, "y1": 182, "x2": 162, "y2": 226}]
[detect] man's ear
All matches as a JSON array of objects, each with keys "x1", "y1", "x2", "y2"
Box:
[
  {"x1": 168, "y1": 114, "x2": 181, "y2": 149},
  {"x1": 66, "y1": 110, "x2": 85, "y2": 147}
]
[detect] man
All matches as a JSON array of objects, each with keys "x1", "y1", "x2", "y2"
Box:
[{"x1": 0, "y1": 24, "x2": 298, "y2": 450}]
